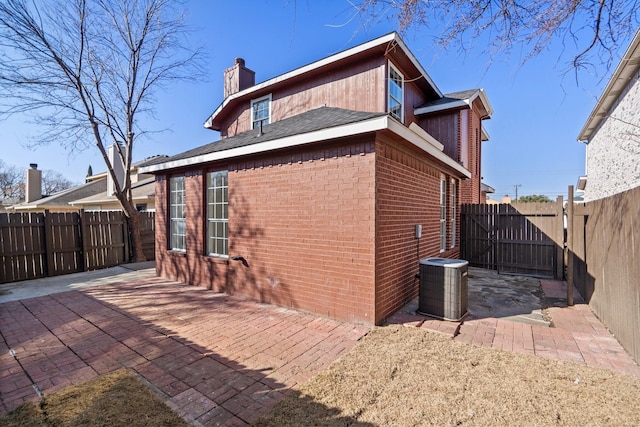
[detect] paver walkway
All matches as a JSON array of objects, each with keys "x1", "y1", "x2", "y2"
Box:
[
  {"x1": 2, "y1": 267, "x2": 640, "y2": 426},
  {"x1": 0, "y1": 274, "x2": 368, "y2": 425},
  {"x1": 387, "y1": 277, "x2": 640, "y2": 379}
]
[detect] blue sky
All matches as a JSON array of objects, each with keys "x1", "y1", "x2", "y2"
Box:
[{"x1": 0, "y1": 1, "x2": 634, "y2": 200}]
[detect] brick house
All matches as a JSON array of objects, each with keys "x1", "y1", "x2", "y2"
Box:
[
  {"x1": 577, "y1": 28, "x2": 640, "y2": 201},
  {"x1": 139, "y1": 32, "x2": 493, "y2": 325}
]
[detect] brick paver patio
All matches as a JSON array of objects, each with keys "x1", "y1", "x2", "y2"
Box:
[
  {"x1": 2, "y1": 269, "x2": 639, "y2": 426},
  {"x1": 387, "y1": 277, "x2": 640, "y2": 379},
  {"x1": 0, "y1": 275, "x2": 368, "y2": 424}
]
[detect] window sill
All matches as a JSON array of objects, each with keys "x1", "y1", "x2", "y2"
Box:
[
  {"x1": 167, "y1": 250, "x2": 187, "y2": 257},
  {"x1": 202, "y1": 255, "x2": 229, "y2": 265}
]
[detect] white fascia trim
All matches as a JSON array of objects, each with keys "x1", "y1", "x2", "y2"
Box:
[
  {"x1": 142, "y1": 116, "x2": 469, "y2": 177},
  {"x1": 481, "y1": 126, "x2": 490, "y2": 141},
  {"x1": 578, "y1": 29, "x2": 640, "y2": 141},
  {"x1": 414, "y1": 88, "x2": 493, "y2": 118},
  {"x1": 204, "y1": 32, "x2": 444, "y2": 128},
  {"x1": 390, "y1": 36, "x2": 443, "y2": 98},
  {"x1": 414, "y1": 99, "x2": 468, "y2": 115},
  {"x1": 408, "y1": 122, "x2": 444, "y2": 151},
  {"x1": 204, "y1": 33, "x2": 398, "y2": 128},
  {"x1": 142, "y1": 116, "x2": 390, "y2": 173},
  {"x1": 388, "y1": 119, "x2": 471, "y2": 178}
]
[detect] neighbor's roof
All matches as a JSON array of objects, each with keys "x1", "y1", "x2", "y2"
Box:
[
  {"x1": 86, "y1": 155, "x2": 169, "y2": 181},
  {"x1": 414, "y1": 89, "x2": 493, "y2": 119},
  {"x1": 578, "y1": 28, "x2": 640, "y2": 142},
  {"x1": 139, "y1": 107, "x2": 471, "y2": 178},
  {"x1": 10, "y1": 178, "x2": 106, "y2": 211},
  {"x1": 71, "y1": 177, "x2": 155, "y2": 206},
  {"x1": 204, "y1": 32, "x2": 444, "y2": 130}
]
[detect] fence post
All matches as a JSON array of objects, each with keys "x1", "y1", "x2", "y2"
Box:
[
  {"x1": 566, "y1": 186, "x2": 574, "y2": 306},
  {"x1": 555, "y1": 196, "x2": 564, "y2": 280},
  {"x1": 123, "y1": 211, "x2": 130, "y2": 263},
  {"x1": 43, "y1": 209, "x2": 54, "y2": 277},
  {"x1": 79, "y1": 209, "x2": 89, "y2": 271}
]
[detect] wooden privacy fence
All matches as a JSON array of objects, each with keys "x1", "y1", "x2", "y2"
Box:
[
  {"x1": 0, "y1": 210, "x2": 155, "y2": 284},
  {"x1": 461, "y1": 199, "x2": 564, "y2": 279},
  {"x1": 567, "y1": 185, "x2": 640, "y2": 364}
]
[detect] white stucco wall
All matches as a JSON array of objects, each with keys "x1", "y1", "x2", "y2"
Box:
[{"x1": 583, "y1": 70, "x2": 640, "y2": 201}]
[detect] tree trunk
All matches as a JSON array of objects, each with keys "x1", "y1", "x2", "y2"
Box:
[{"x1": 128, "y1": 209, "x2": 147, "y2": 263}]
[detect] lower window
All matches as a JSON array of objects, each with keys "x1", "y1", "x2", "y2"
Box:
[
  {"x1": 169, "y1": 176, "x2": 186, "y2": 251},
  {"x1": 206, "y1": 171, "x2": 228, "y2": 256}
]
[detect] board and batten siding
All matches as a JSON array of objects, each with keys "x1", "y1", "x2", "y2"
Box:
[{"x1": 220, "y1": 56, "x2": 387, "y2": 137}]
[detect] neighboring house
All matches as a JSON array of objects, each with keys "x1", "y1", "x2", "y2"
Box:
[
  {"x1": 0, "y1": 198, "x2": 20, "y2": 213},
  {"x1": 577, "y1": 29, "x2": 640, "y2": 202},
  {"x1": 481, "y1": 182, "x2": 495, "y2": 202},
  {"x1": 140, "y1": 32, "x2": 493, "y2": 325},
  {"x1": 10, "y1": 152, "x2": 167, "y2": 212}
]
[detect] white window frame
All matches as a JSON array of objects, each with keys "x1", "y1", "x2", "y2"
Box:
[
  {"x1": 388, "y1": 62, "x2": 404, "y2": 123},
  {"x1": 251, "y1": 94, "x2": 271, "y2": 130},
  {"x1": 169, "y1": 175, "x2": 186, "y2": 252},
  {"x1": 440, "y1": 175, "x2": 447, "y2": 253},
  {"x1": 450, "y1": 179, "x2": 457, "y2": 248},
  {"x1": 206, "y1": 170, "x2": 229, "y2": 257}
]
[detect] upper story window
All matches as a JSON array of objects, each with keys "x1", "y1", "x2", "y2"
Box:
[
  {"x1": 206, "y1": 171, "x2": 228, "y2": 257},
  {"x1": 388, "y1": 63, "x2": 404, "y2": 122},
  {"x1": 169, "y1": 175, "x2": 186, "y2": 251},
  {"x1": 252, "y1": 94, "x2": 271, "y2": 129}
]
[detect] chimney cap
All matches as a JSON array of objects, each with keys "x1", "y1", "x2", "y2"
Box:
[
  {"x1": 234, "y1": 58, "x2": 245, "y2": 66},
  {"x1": 29, "y1": 163, "x2": 38, "y2": 169}
]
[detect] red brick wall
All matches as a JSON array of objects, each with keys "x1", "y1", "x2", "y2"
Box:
[
  {"x1": 374, "y1": 134, "x2": 461, "y2": 323},
  {"x1": 154, "y1": 132, "x2": 468, "y2": 325},
  {"x1": 227, "y1": 139, "x2": 376, "y2": 323},
  {"x1": 155, "y1": 138, "x2": 377, "y2": 324}
]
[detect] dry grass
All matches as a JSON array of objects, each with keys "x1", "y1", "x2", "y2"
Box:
[
  {"x1": 0, "y1": 369, "x2": 188, "y2": 427},
  {"x1": 254, "y1": 325, "x2": 640, "y2": 426}
]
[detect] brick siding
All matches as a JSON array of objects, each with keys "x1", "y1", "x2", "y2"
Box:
[
  {"x1": 155, "y1": 133, "x2": 467, "y2": 325},
  {"x1": 374, "y1": 135, "x2": 461, "y2": 323}
]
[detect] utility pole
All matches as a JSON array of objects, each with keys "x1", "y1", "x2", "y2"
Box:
[{"x1": 514, "y1": 184, "x2": 522, "y2": 202}]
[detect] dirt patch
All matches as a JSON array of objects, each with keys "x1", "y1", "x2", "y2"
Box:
[
  {"x1": 0, "y1": 369, "x2": 187, "y2": 427},
  {"x1": 254, "y1": 326, "x2": 640, "y2": 426}
]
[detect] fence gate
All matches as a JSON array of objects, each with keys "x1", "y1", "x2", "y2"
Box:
[{"x1": 461, "y1": 202, "x2": 564, "y2": 279}]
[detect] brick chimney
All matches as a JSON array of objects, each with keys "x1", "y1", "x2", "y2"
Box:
[
  {"x1": 25, "y1": 163, "x2": 42, "y2": 203},
  {"x1": 224, "y1": 58, "x2": 255, "y2": 98}
]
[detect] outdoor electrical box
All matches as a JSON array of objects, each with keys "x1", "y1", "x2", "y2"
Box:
[
  {"x1": 415, "y1": 224, "x2": 422, "y2": 239},
  {"x1": 417, "y1": 258, "x2": 468, "y2": 321}
]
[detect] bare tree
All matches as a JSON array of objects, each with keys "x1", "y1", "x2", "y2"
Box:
[
  {"x1": 0, "y1": 0, "x2": 202, "y2": 261},
  {"x1": 351, "y1": 0, "x2": 639, "y2": 75},
  {"x1": 0, "y1": 160, "x2": 24, "y2": 200},
  {"x1": 42, "y1": 170, "x2": 75, "y2": 195}
]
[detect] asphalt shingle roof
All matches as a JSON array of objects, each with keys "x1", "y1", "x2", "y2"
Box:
[
  {"x1": 416, "y1": 89, "x2": 480, "y2": 109},
  {"x1": 164, "y1": 107, "x2": 387, "y2": 163},
  {"x1": 11, "y1": 178, "x2": 107, "y2": 208}
]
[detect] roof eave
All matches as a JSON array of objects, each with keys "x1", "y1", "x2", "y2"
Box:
[
  {"x1": 204, "y1": 32, "x2": 444, "y2": 130},
  {"x1": 145, "y1": 115, "x2": 391, "y2": 173},
  {"x1": 143, "y1": 116, "x2": 470, "y2": 178},
  {"x1": 578, "y1": 29, "x2": 640, "y2": 142},
  {"x1": 414, "y1": 89, "x2": 493, "y2": 119}
]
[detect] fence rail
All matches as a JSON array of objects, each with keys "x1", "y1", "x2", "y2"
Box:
[{"x1": 0, "y1": 210, "x2": 154, "y2": 284}]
